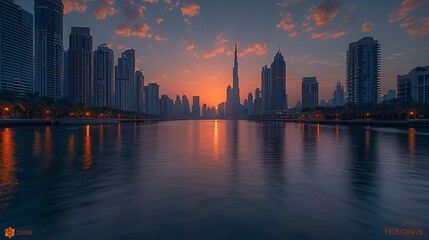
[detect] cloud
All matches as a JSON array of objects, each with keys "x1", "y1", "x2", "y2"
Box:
[
  {"x1": 289, "y1": 32, "x2": 297, "y2": 38},
  {"x1": 276, "y1": 13, "x2": 296, "y2": 31},
  {"x1": 238, "y1": 43, "x2": 267, "y2": 57},
  {"x1": 361, "y1": 22, "x2": 374, "y2": 32},
  {"x1": 164, "y1": 0, "x2": 172, "y2": 3},
  {"x1": 155, "y1": 18, "x2": 164, "y2": 24},
  {"x1": 407, "y1": 17, "x2": 429, "y2": 36},
  {"x1": 143, "y1": 0, "x2": 158, "y2": 3},
  {"x1": 121, "y1": 0, "x2": 145, "y2": 21},
  {"x1": 106, "y1": 42, "x2": 113, "y2": 48},
  {"x1": 400, "y1": 16, "x2": 415, "y2": 28},
  {"x1": 311, "y1": 29, "x2": 347, "y2": 39},
  {"x1": 389, "y1": 0, "x2": 427, "y2": 23},
  {"x1": 115, "y1": 24, "x2": 153, "y2": 38},
  {"x1": 92, "y1": 0, "x2": 117, "y2": 20},
  {"x1": 186, "y1": 43, "x2": 195, "y2": 52},
  {"x1": 154, "y1": 34, "x2": 167, "y2": 42},
  {"x1": 181, "y1": 3, "x2": 200, "y2": 17},
  {"x1": 277, "y1": 0, "x2": 303, "y2": 7},
  {"x1": 204, "y1": 33, "x2": 229, "y2": 59},
  {"x1": 63, "y1": 0, "x2": 89, "y2": 14},
  {"x1": 308, "y1": 0, "x2": 342, "y2": 27},
  {"x1": 385, "y1": 52, "x2": 410, "y2": 60}
]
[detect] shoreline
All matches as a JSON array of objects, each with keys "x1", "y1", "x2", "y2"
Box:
[{"x1": 1, "y1": 118, "x2": 428, "y2": 127}]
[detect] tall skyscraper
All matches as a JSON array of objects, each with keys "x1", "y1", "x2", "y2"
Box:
[
  {"x1": 346, "y1": 37, "x2": 380, "y2": 104},
  {"x1": 145, "y1": 83, "x2": 159, "y2": 115},
  {"x1": 247, "y1": 92, "x2": 253, "y2": 116},
  {"x1": 0, "y1": 0, "x2": 33, "y2": 94},
  {"x1": 116, "y1": 49, "x2": 135, "y2": 111},
  {"x1": 174, "y1": 95, "x2": 182, "y2": 117},
  {"x1": 332, "y1": 82, "x2": 344, "y2": 107},
  {"x1": 261, "y1": 65, "x2": 272, "y2": 112},
  {"x1": 397, "y1": 66, "x2": 429, "y2": 103},
  {"x1": 182, "y1": 95, "x2": 191, "y2": 118},
  {"x1": 271, "y1": 51, "x2": 287, "y2": 110},
  {"x1": 63, "y1": 50, "x2": 70, "y2": 98},
  {"x1": 136, "y1": 70, "x2": 145, "y2": 113},
  {"x1": 226, "y1": 44, "x2": 241, "y2": 118},
  {"x1": 302, "y1": 77, "x2": 319, "y2": 110},
  {"x1": 93, "y1": 43, "x2": 114, "y2": 108},
  {"x1": 68, "y1": 27, "x2": 93, "y2": 106},
  {"x1": 35, "y1": 0, "x2": 64, "y2": 99},
  {"x1": 192, "y1": 96, "x2": 200, "y2": 119}
]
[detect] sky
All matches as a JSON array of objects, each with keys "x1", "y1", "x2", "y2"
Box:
[{"x1": 15, "y1": 0, "x2": 429, "y2": 107}]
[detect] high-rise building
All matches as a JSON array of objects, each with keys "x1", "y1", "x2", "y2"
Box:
[
  {"x1": 136, "y1": 70, "x2": 144, "y2": 113},
  {"x1": 144, "y1": 83, "x2": 159, "y2": 115},
  {"x1": 63, "y1": 50, "x2": 70, "y2": 98},
  {"x1": 271, "y1": 51, "x2": 287, "y2": 110},
  {"x1": 115, "y1": 49, "x2": 135, "y2": 111},
  {"x1": 93, "y1": 43, "x2": 114, "y2": 108},
  {"x1": 261, "y1": 65, "x2": 272, "y2": 112},
  {"x1": 192, "y1": 96, "x2": 200, "y2": 119},
  {"x1": 247, "y1": 92, "x2": 253, "y2": 116},
  {"x1": 0, "y1": 0, "x2": 33, "y2": 94},
  {"x1": 182, "y1": 95, "x2": 191, "y2": 118},
  {"x1": 174, "y1": 95, "x2": 182, "y2": 117},
  {"x1": 346, "y1": 37, "x2": 380, "y2": 104},
  {"x1": 397, "y1": 66, "x2": 429, "y2": 104},
  {"x1": 302, "y1": 77, "x2": 319, "y2": 110},
  {"x1": 332, "y1": 82, "x2": 344, "y2": 107},
  {"x1": 226, "y1": 44, "x2": 241, "y2": 118},
  {"x1": 68, "y1": 27, "x2": 93, "y2": 106},
  {"x1": 35, "y1": 0, "x2": 64, "y2": 99}
]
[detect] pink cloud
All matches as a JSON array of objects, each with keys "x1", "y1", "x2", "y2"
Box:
[
  {"x1": 92, "y1": 0, "x2": 117, "y2": 20},
  {"x1": 204, "y1": 33, "x2": 229, "y2": 59},
  {"x1": 311, "y1": 29, "x2": 347, "y2": 39},
  {"x1": 116, "y1": 45, "x2": 125, "y2": 50},
  {"x1": 63, "y1": 0, "x2": 89, "y2": 14},
  {"x1": 155, "y1": 18, "x2": 164, "y2": 24},
  {"x1": 399, "y1": 16, "x2": 415, "y2": 28},
  {"x1": 164, "y1": 0, "x2": 172, "y2": 3},
  {"x1": 289, "y1": 32, "x2": 297, "y2": 38},
  {"x1": 389, "y1": 0, "x2": 427, "y2": 23},
  {"x1": 361, "y1": 22, "x2": 374, "y2": 32},
  {"x1": 276, "y1": 13, "x2": 296, "y2": 31},
  {"x1": 277, "y1": 0, "x2": 303, "y2": 7},
  {"x1": 238, "y1": 43, "x2": 267, "y2": 57},
  {"x1": 106, "y1": 42, "x2": 113, "y2": 48},
  {"x1": 143, "y1": 0, "x2": 159, "y2": 3},
  {"x1": 407, "y1": 17, "x2": 429, "y2": 36},
  {"x1": 115, "y1": 24, "x2": 153, "y2": 38},
  {"x1": 181, "y1": 3, "x2": 200, "y2": 17},
  {"x1": 154, "y1": 34, "x2": 167, "y2": 42},
  {"x1": 309, "y1": 0, "x2": 342, "y2": 27},
  {"x1": 121, "y1": 0, "x2": 145, "y2": 21},
  {"x1": 186, "y1": 43, "x2": 195, "y2": 52}
]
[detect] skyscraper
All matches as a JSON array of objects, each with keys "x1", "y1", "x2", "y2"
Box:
[
  {"x1": 302, "y1": 77, "x2": 319, "y2": 110},
  {"x1": 0, "y1": 0, "x2": 33, "y2": 94},
  {"x1": 93, "y1": 43, "x2": 114, "y2": 108},
  {"x1": 271, "y1": 51, "x2": 287, "y2": 110},
  {"x1": 63, "y1": 50, "x2": 70, "y2": 98},
  {"x1": 397, "y1": 66, "x2": 429, "y2": 103},
  {"x1": 192, "y1": 96, "x2": 200, "y2": 119},
  {"x1": 116, "y1": 49, "x2": 135, "y2": 111},
  {"x1": 136, "y1": 70, "x2": 145, "y2": 113},
  {"x1": 145, "y1": 83, "x2": 159, "y2": 115},
  {"x1": 174, "y1": 95, "x2": 182, "y2": 117},
  {"x1": 182, "y1": 95, "x2": 191, "y2": 118},
  {"x1": 68, "y1": 27, "x2": 93, "y2": 106},
  {"x1": 226, "y1": 44, "x2": 241, "y2": 118},
  {"x1": 35, "y1": 0, "x2": 64, "y2": 99},
  {"x1": 346, "y1": 37, "x2": 380, "y2": 104},
  {"x1": 247, "y1": 92, "x2": 253, "y2": 116},
  {"x1": 332, "y1": 82, "x2": 344, "y2": 107},
  {"x1": 261, "y1": 65, "x2": 272, "y2": 112}
]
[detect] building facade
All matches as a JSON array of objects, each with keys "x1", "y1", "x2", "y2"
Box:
[
  {"x1": 35, "y1": 0, "x2": 64, "y2": 99},
  {"x1": 68, "y1": 27, "x2": 93, "y2": 106},
  {"x1": 332, "y1": 82, "x2": 344, "y2": 107},
  {"x1": 136, "y1": 70, "x2": 145, "y2": 113},
  {"x1": 397, "y1": 66, "x2": 429, "y2": 104},
  {"x1": 192, "y1": 96, "x2": 200, "y2": 119},
  {"x1": 302, "y1": 77, "x2": 319, "y2": 110},
  {"x1": 115, "y1": 49, "x2": 135, "y2": 111},
  {"x1": 271, "y1": 51, "x2": 287, "y2": 110},
  {"x1": 0, "y1": 0, "x2": 33, "y2": 94},
  {"x1": 93, "y1": 43, "x2": 114, "y2": 108},
  {"x1": 346, "y1": 37, "x2": 380, "y2": 104},
  {"x1": 145, "y1": 83, "x2": 159, "y2": 115}
]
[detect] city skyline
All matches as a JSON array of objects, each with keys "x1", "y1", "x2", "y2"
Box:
[{"x1": 13, "y1": 0, "x2": 429, "y2": 106}]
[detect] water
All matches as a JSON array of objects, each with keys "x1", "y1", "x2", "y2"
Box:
[{"x1": 1, "y1": 120, "x2": 428, "y2": 240}]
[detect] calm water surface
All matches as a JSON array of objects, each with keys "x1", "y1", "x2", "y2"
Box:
[{"x1": 1, "y1": 120, "x2": 428, "y2": 240}]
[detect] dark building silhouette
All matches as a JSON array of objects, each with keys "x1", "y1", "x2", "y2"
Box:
[{"x1": 270, "y1": 51, "x2": 287, "y2": 110}]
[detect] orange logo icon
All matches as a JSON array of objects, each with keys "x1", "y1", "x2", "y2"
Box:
[{"x1": 5, "y1": 227, "x2": 15, "y2": 238}]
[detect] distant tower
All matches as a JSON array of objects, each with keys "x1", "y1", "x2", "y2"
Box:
[
  {"x1": 192, "y1": 96, "x2": 200, "y2": 119},
  {"x1": 261, "y1": 65, "x2": 272, "y2": 112},
  {"x1": 302, "y1": 77, "x2": 319, "y2": 110},
  {"x1": 35, "y1": 0, "x2": 64, "y2": 99},
  {"x1": 0, "y1": 0, "x2": 34, "y2": 94},
  {"x1": 93, "y1": 43, "x2": 114, "y2": 108},
  {"x1": 69, "y1": 27, "x2": 93, "y2": 106},
  {"x1": 115, "y1": 49, "x2": 135, "y2": 111},
  {"x1": 136, "y1": 70, "x2": 144, "y2": 113},
  {"x1": 175, "y1": 95, "x2": 182, "y2": 117},
  {"x1": 271, "y1": 50, "x2": 287, "y2": 110},
  {"x1": 145, "y1": 83, "x2": 159, "y2": 115},
  {"x1": 346, "y1": 37, "x2": 380, "y2": 104},
  {"x1": 332, "y1": 82, "x2": 344, "y2": 107},
  {"x1": 226, "y1": 44, "x2": 241, "y2": 118}
]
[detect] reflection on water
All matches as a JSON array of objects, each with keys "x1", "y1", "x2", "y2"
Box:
[
  {"x1": 0, "y1": 121, "x2": 428, "y2": 240},
  {"x1": 0, "y1": 128, "x2": 17, "y2": 210}
]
